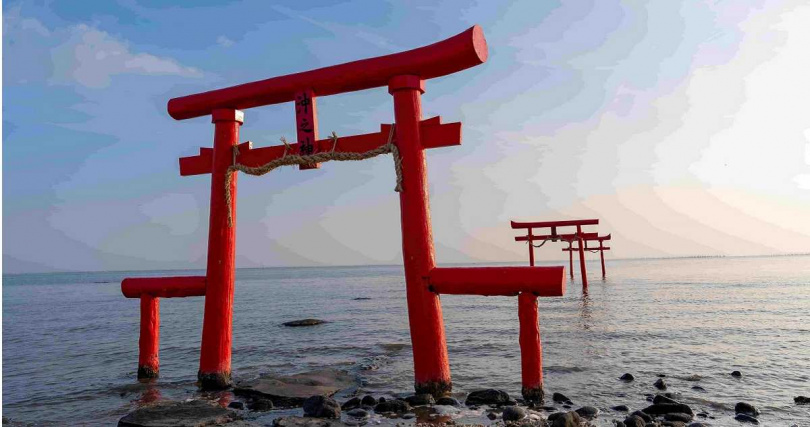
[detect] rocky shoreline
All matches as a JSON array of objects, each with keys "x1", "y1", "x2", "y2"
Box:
[{"x1": 116, "y1": 368, "x2": 810, "y2": 427}]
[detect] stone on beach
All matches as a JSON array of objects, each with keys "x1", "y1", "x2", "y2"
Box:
[
  {"x1": 731, "y1": 370, "x2": 742, "y2": 378},
  {"x1": 795, "y1": 396, "x2": 810, "y2": 404},
  {"x1": 282, "y1": 319, "x2": 326, "y2": 327},
  {"x1": 303, "y1": 396, "x2": 340, "y2": 419},
  {"x1": 643, "y1": 402, "x2": 694, "y2": 416},
  {"x1": 465, "y1": 389, "x2": 515, "y2": 406},
  {"x1": 574, "y1": 405, "x2": 599, "y2": 419},
  {"x1": 373, "y1": 399, "x2": 411, "y2": 413},
  {"x1": 548, "y1": 411, "x2": 582, "y2": 427},
  {"x1": 654, "y1": 378, "x2": 667, "y2": 390},
  {"x1": 234, "y1": 369, "x2": 356, "y2": 408},
  {"x1": 734, "y1": 413, "x2": 759, "y2": 424},
  {"x1": 404, "y1": 393, "x2": 434, "y2": 406},
  {"x1": 117, "y1": 400, "x2": 242, "y2": 427},
  {"x1": 274, "y1": 416, "x2": 347, "y2": 427},
  {"x1": 664, "y1": 412, "x2": 693, "y2": 422},
  {"x1": 734, "y1": 402, "x2": 759, "y2": 416},
  {"x1": 340, "y1": 397, "x2": 360, "y2": 410},
  {"x1": 623, "y1": 415, "x2": 646, "y2": 427},
  {"x1": 435, "y1": 396, "x2": 460, "y2": 406},
  {"x1": 502, "y1": 405, "x2": 527, "y2": 421},
  {"x1": 611, "y1": 404, "x2": 629, "y2": 412},
  {"x1": 619, "y1": 373, "x2": 635, "y2": 382},
  {"x1": 360, "y1": 395, "x2": 377, "y2": 406},
  {"x1": 551, "y1": 392, "x2": 572, "y2": 404}
]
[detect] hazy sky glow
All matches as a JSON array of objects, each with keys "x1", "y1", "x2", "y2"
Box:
[{"x1": 3, "y1": 0, "x2": 810, "y2": 273}]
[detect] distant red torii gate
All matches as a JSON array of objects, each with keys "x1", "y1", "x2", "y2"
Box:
[
  {"x1": 121, "y1": 26, "x2": 566, "y2": 400},
  {"x1": 562, "y1": 234, "x2": 611, "y2": 279}
]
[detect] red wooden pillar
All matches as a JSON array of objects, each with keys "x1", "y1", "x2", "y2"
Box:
[
  {"x1": 567, "y1": 240, "x2": 574, "y2": 279},
  {"x1": 138, "y1": 295, "x2": 160, "y2": 380},
  {"x1": 389, "y1": 75, "x2": 452, "y2": 396},
  {"x1": 528, "y1": 228, "x2": 535, "y2": 267},
  {"x1": 518, "y1": 292, "x2": 544, "y2": 402},
  {"x1": 576, "y1": 226, "x2": 588, "y2": 289},
  {"x1": 599, "y1": 241, "x2": 606, "y2": 278},
  {"x1": 198, "y1": 108, "x2": 243, "y2": 390}
]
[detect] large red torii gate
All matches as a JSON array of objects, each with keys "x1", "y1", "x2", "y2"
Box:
[{"x1": 121, "y1": 26, "x2": 566, "y2": 400}]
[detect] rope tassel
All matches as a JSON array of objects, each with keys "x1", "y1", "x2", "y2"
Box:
[{"x1": 224, "y1": 125, "x2": 402, "y2": 227}]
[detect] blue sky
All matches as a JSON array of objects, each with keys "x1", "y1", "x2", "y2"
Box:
[{"x1": 4, "y1": 0, "x2": 810, "y2": 273}]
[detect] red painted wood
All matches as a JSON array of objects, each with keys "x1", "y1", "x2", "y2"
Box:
[
  {"x1": 295, "y1": 89, "x2": 320, "y2": 170},
  {"x1": 168, "y1": 26, "x2": 487, "y2": 120},
  {"x1": 515, "y1": 232, "x2": 599, "y2": 242},
  {"x1": 428, "y1": 267, "x2": 565, "y2": 296},
  {"x1": 138, "y1": 295, "x2": 160, "y2": 379},
  {"x1": 389, "y1": 75, "x2": 451, "y2": 395},
  {"x1": 518, "y1": 292, "x2": 543, "y2": 401},
  {"x1": 577, "y1": 226, "x2": 588, "y2": 289},
  {"x1": 122, "y1": 276, "x2": 206, "y2": 298},
  {"x1": 198, "y1": 108, "x2": 242, "y2": 389},
  {"x1": 528, "y1": 228, "x2": 535, "y2": 267},
  {"x1": 568, "y1": 241, "x2": 574, "y2": 279},
  {"x1": 510, "y1": 219, "x2": 599, "y2": 229},
  {"x1": 562, "y1": 247, "x2": 610, "y2": 251},
  {"x1": 600, "y1": 242, "x2": 606, "y2": 278}
]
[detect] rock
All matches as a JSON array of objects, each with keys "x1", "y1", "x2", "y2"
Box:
[
  {"x1": 615, "y1": 422, "x2": 626, "y2": 427},
  {"x1": 795, "y1": 396, "x2": 810, "y2": 404},
  {"x1": 654, "y1": 379, "x2": 667, "y2": 390},
  {"x1": 404, "y1": 394, "x2": 434, "y2": 406},
  {"x1": 691, "y1": 385, "x2": 705, "y2": 392},
  {"x1": 465, "y1": 389, "x2": 514, "y2": 406},
  {"x1": 374, "y1": 399, "x2": 411, "y2": 414},
  {"x1": 303, "y1": 396, "x2": 340, "y2": 419},
  {"x1": 731, "y1": 370, "x2": 742, "y2": 378},
  {"x1": 552, "y1": 392, "x2": 572, "y2": 404},
  {"x1": 486, "y1": 412, "x2": 497, "y2": 420},
  {"x1": 360, "y1": 395, "x2": 377, "y2": 406},
  {"x1": 734, "y1": 402, "x2": 759, "y2": 416},
  {"x1": 574, "y1": 406, "x2": 599, "y2": 419},
  {"x1": 620, "y1": 373, "x2": 635, "y2": 382},
  {"x1": 341, "y1": 398, "x2": 361, "y2": 410},
  {"x1": 623, "y1": 415, "x2": 646, "y2": 427},
  {"x1": 687, "y1": 423, "x2": 709, "y2": 427},
  {"x1": 273, "y1": 416, "x2": 344, "y2": 427},
  {"x1": 696, "y1": 412, "x2": 709, "y2": 418},
  {"x1": 643, "y1": 403, "x2": 693, "y2": 416},
  {"x1": 662, "y1": 422, "x2": 686, "y2": 427},
  {"x1": 346, "y1": 409, "x2": 369, "y2": 419},
  {"x1": 683, "y1": 375, "x2": 702, "y2": 382},
  {"x1": 118, "y1": 400, "x2": 240, "y2": 427},
  {"x1": 657, "y1": 374, "x2": 667, "y2": 378},
  {"x1": 377, "y1": 397, "x2": 385, "y2": 403},
  {"x1": 664, "y1": 413, "x2": 693, "y2": 422},
  {"x1": 630, "y1": 410, "x2": 652, "y2": 422},
  {"x1": 502, "y1": 406, "x2": 527, "y2": 421},
  {"x1": 248, "y1": 398, "x2": 274, "y2": 411},
  {"x1": 612, "y1": 405, "x2": 629, "y2": 412},
  {"x1": 234, "y1": 369, "x2": 357, "y2": 408},
  {"x1": 283, "y1": 319, "x2": 326, "y2": 327},
  {"x1": 352, "y1": 297, "x2": 371, "y2": 300},
  {"x1": 734, "y1": 413, "x2": 759, "y2": 424},
  {"x1": 550, "y1": 411, "x2": 581, "y2": 427},
  {"x1": 435, "y1": 397, "x2": 460, "y2": 406},
  {"x1": 228, "y1": 401, "x2": 245, "y2": 410},
  {"x1": 653, "y1": 395, "x2": 679, "y2": 405},
  {"x1": 400, "y1": 413, "x2": 415, "y2": 419}
]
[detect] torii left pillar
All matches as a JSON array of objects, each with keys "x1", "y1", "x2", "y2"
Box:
[{"x1": 198, "y1": 108, "x2": 243, "y2": 390}]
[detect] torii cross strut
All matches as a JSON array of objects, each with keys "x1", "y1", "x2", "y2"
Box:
[{"x1": 121, "y1": 26, "x2": 565, "y2": 398}]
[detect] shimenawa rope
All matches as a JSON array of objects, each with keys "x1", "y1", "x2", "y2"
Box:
[{"x1": 224, "y1": 125, "x2": 402, "y2": 227}]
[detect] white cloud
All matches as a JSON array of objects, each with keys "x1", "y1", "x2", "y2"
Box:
[
  {"x1": 216, "y1": 35, "x2": 235, "y2": 47},
  {"x1": 51, "y1": 24, "x2": 202, "y2": 88}
]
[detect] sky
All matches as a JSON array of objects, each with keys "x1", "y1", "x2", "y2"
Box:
[{"x1": 3, "y1": 0, "x2": 810, "y2": 273}]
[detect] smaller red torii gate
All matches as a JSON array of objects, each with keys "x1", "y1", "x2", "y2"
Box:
[
  {"x1": 562, "y1": 234, "x2": 611, "y2": 279},
  {"x1": 512, "y1": 219, "x2": 599, "y2": 288}
]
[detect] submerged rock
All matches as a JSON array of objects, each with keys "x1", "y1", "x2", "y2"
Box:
[
  {"x1": 345, "y1": 409, "x2": 369, "y2": 419},
  {"x1": 435, "y1": 396, "x2": 460, "y2": 406},
  {"x1": 502, "y1": 406, "x2": 527, "y2": 421},
  {"x1": 619, "y1": 373, "x2": 635, "y2": 382},
  {"x1": 303, "y1": 396, "x2": 340, "y2": 419},
  {"x1": 118, "y1": 400, "x2": 241, "y2": 427},
  {"x1": 551, "y1": 392, "x2": 572, "y2": 404},
  {"x1": 623, "y1": 415, "x2": 646, "y2": 427},
  {"x1": 653, "y1": 395, "x2": 679, "y2": 405},
  {"x1": 574, "y1": 406, "x2": 599, "y2": 419},
  {"x1": 404, "y1": 394, "x2": 434, "y2": 406},
  {"x1": 341, "y1": 398, "x2": 360, "y2": 411},
  {"x1": 274, "y1": 416, "x2": 346, "y2": 427},
  {"x1": 465, "y1": 389, "x2": 514, "y2": 406},
  {"x1": 795, "y1": 396, "x2": 810, "y2": 405},
  {"x1": 549, "y1": 411, "x2": 581, "y2": 427},
  {"x1": 654, "y1": 378, "x2": 668, "y2": 390},
  {"x1": 374, "y1": 399, "x2": 410, "y2": 414},
  {"x1": 691, "y1": 385, "x2": 706, "y2": 392},
  {"x1": 734, "y1": 402, "x2": 759, "y2": 416},
  {"x1": 664, "y1": 412, "x2": 693, "y2": 422},
  {"x1": 228, "y1": 401, "x2": 245, "y2": 410},
  {"x1": 642, "y1": 402, "x2": 693, "y2": 416},
  {"x1": 731, "y1": 370, "x2": 742, "y2": 378},
  {"x1": 611, "y1": 405, "x2": 629, "y2": 412},
  {"x1": 360, "y1": 395, "x2": 377, "y2": 407},
  {"x1": 248, "y1": 398, "x2": 273, "y2": 411},
  {"x1": 234, "y1": 369, "x2": 356, "y2": 408},
  {"x1": 734, "y1": 413, "x2": 759, "y2": 424},
  {"x1": 283, "y1": 319, "x2": 326, "y2": 327},
  {"x1": 630, "y1": 410, "x2": 652, "y2": 422}
]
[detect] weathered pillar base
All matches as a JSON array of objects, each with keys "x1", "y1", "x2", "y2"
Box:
[
  {"x1": 137, "y1": 366, "x2": 159, "y2": 380},
  {"x1": 521, "y1": 386, "x2": 545, "y2": 403},
  {"x1": 198, "y1": 371, "x2": 232, "y2": 391},
  {"x1": 415, "y1": 380, "x2": 453, "y2": 397}
]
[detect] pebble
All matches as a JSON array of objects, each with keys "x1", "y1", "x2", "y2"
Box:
[
  {"x1": 341, "y1": 397, "x2": 361, "y2": 410},
  {"x1": 630, "y1": 410, "x2": 652, "y2": 422},
  {"x1": 735, "y1": 402, "x2": 759, "y2": 416},
  {"x1": 654, "y1": 378, "x2": 668, "y2": 390},
  {"x1": 734, "y1": 413, "x2": 759, "y2": 424},
  {"x1": 643, "y1": 403, "x2": 694, "y2": 416},
  {"x1": 346, "y1": 409, "x2": 369, "y2": 419},
  {"x1": 552, "y1": 392, "x2": 572, "y2": 404},
  {"x1": 302, "y1": 396, "x2": 340, "y2": 419},
  {"x1": 731, "y1": 370, "x2": 742, "y2": 378},
  {"x1": 611, "y1": 404, "x2": 629, "y2": 412},
  {"x1": 502, "y1": 406, "x2": 527, "y2": 421},
  {"x1": 623, "y1": 415, "x2": 646, "y2": 427},
  {"x1": 486, "y1": 412, "x2": 497, "y2": 420},
  {"x1": 653, "y1": 395, "x2": 679, "y2": 405},
  {"x1": 361, "y1": 395, "x2": 377, "y2": 406},
  {"x1": 620, "y1": 373, "x2": 635, "y2": 382},
  {"x1": 574, "y1": 406, "x2": 599, "y2": 419},
  {"x1": 691, "y1": 385, "x2": 706, "y2": 392},
  {"x1": 228, "y1": 401, "x2": 245, "y2": 410},
  {"x1": 549, "y1": 411, "x2": 581, "y2": 427},
  {"x1": 374, "y1": 399, "x2": 411, "y2": 414}
]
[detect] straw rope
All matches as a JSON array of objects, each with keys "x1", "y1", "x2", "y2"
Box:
[{"x1": 224, "y1": 125, "x2": 402, "y2": 227}]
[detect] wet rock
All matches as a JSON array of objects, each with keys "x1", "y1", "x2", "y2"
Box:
[
  {"x1": 630, "y1": 410, "x2": 652, "y2": 422},
  {"x1": 303, "y1": 396, "x2": 340, "y2": 419},
  {"x1": 795, "y1": 396, "x2": 810, "y2": 405},
  {"x1": 615, "y1": 422, "x2": 627, "y2": 427},
  {"x1": 734, "y1": 413, "x2": 759, "y2": 424},
  {"x1": 486, "y1": 412, "x2": 497, "y2": 420},
  {"x1": 549, "y1": 411, "x2": 581, "y2": 427},
  {"x1": 612, "y1": 405, "x2": 629, "y2": 412},
  {"x1": 435, "y1": 396, "x2": 460, "y2": 406},
  {"x1": 687, "y1": 423, "x2": 709, "y2": 427},
  {"x1": 653, "y1": 395, "x2": 679, "y2": 405},
  {"x1": 377, "y1": 397, "x2": 385, "y2": 403},
  {"x1": 118, "y1": 400, "x2": 240, "y2": 427},
  {"x1": 654, "y1": 379, "x2": 667, "y2": 390},
  {"x1": 538, "y1": 405, "x2": 558, "y2": 411},
  {"x1": 341, "y1": 398, "x2": 361, "y2": 410},
  {"x1": 352, "y1": 297, "x2": 371, "y2": 300},
  {"x1": 620, "y1": 373, "x2": 635, "y2": 382},
  {"x1": 374, "y1": 399, "x2": 411, "y2": 414},
  {"x1": 662, "y1": 422, "x2": 686, "y2": 427},
  {"x1": 283, "y1": 319, "x2": 326, "y2": 327},
  {"x1": 404, "y1": 394, "x2": 434, "y2": 406},
  {"x1": 234, "y1": 369, "x2": 356, "y2": 408},
  {"x1": 228, "y1": 401, "x2": 245, "y2": 410},
  {"x1": 623, "y1": 415, "x2": 646, "y2": 427},
  {"x1": 731, "y1": 370, "x2": 742, "y2": 378},
  {"x1": 345, "y1": 409, "x2": 369, "y2": 419},
  {"x1": 503, "y1": 406, "x2": 527, "y2": 421},
  {"x1": 400, "y1": 413, "x2": 415, "y2": 419},
  {"x1": 691, "y1": 385, "x2": 705, "y2": 392},
  {"x1": 683, "y1": 375, "x2": 702, "y2": 382},
  {"x1": 664, "y1": 413, "x2": 692, "y2": 422},
  {"x1": 734, "y1": 402, "x2": 759, "y2": 416},
  {"x1": 696, "y1": 412, "x2": 709, "y2": 418},
  {"x1": 465, "y1": 389, "x2": 514, "y2": 406},
  {"x1": 360, "y1": 395, "x2": 377, "y2": 407},
  {"x1": 552, "y1": 392, "x2": 572, "y2": 404},
  {"x1": 574, "y1": 406, "x2": 599, "y2": 419},
  {"x1": 248, "y1": 398, "x2": 274, "y2": 411},
  {"x1": 643, "y1": 403, "x2": 693, "y2": 416},
  {"x1": 273, "y1": 416, "x2": 345, "y2": 427}
]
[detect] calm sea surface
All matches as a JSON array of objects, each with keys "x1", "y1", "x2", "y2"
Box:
[{"x1": 3, "y1": 256, "x2": 810, "y2": 426}]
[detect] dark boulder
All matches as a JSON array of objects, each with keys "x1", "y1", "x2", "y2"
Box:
[
  {"x1": 341, "y1": 397, "x2": 361, "y2": 410},
  {"x1": 465, "y1": 389, "x2": 514, "y2": 406},
  {"x1": 552, "y1": 392, "x2": 572, "y2": 404},
  {"x1": 549, "y1": 411, "x2": 581, "y2": 427},
  {"x1": 734, "y1": 413, "x2": 759, "y2": 424},
  {"x1": 360, "y1": 395, "x2": 377, "y2": 407},
  {"x1": 731, "y1": 370, "x2": 742, "y2": 378},
  {"x1": 620, "y1": 373, "x2": 635, "y2": 382},
  {"x1": 653, "y1": 395, "x2": 679, "y2": 405},
  {"x1": 664, "y1": 413, "x2": 693, "y2": 422},
  {"x1": 435, "y1": 396, "x2": 460, "y2": 406},
  {"x1": 248, "y1": 398, "x2": 274, "y2": 411},
  {"x1": 612, "y1": 405, "x2": 629, "y2": 412},
  {"x1": 623, "y1": 415, "x2": 645, "y2": 427},
  {"x1": 303, "y1": 396, "x2": 340, "y2": 419},
  {"x1": 228, "y1": 401, "x2": 245, "y2": 410},
  {"x1": 374, "y1": 399, "x2": 411, "y2": 414},
  {"x1": 118, "y1": 400, "x2": 240, "y2": 427},
  {"x1": 345, "y1": 408, "x2": 369, "y2": 419},
  {"x1": 654, "y1": 378, "x2": 667, "y2": 390},
  {"x1": 691, "y1": 385, "x2": 705, "y2": 392},
  {"x1": 574, "y1": 406, "x2": 599, "y2": 419},
  {"x1": 734, "y1": 402, "x2": 759, "y2": 416},
  {"x1": 642, "y1": 403, "x2": 693, "y2": 416},
  {"x1": 630, "y1": 410, "x2": 652, "y2": 422},
  {"x1": 404, "y1": 394, "x2": 434, "y2": 406},
  {"x1": 486, "y1": 412, "x2": 497, "y2": 420},
  {"x1": 795, "y1": 396, "x2": 810, "y2": 405},
  {"x1": 273, "y1": 416, "x2": 342, "y2": 427},
  {"x1": 502, "y1": 406, "x2": 527, "y2": 421}
]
